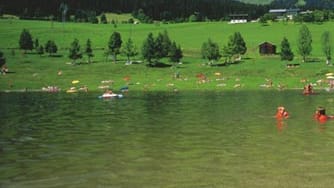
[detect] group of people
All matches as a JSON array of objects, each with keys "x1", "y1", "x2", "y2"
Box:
[
  {"x1": 303, "y1": 83, "x2": 314, "y2": 95},
  {"x1": 276, "y1": 106, "x2": 334, "y2": 123}
]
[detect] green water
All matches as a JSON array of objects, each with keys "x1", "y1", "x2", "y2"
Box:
[{"x1": 1, "y1": 91, "x2": 334, "y2": 188}]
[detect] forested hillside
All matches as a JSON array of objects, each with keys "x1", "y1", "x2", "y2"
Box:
[
  {"x1": 0, "y1": 0, "x2": 268, "y2": 21},
  {"x1": 237, "y1": 0, "x2": 273, "y2": 5},
  {"x1": 0, "y1": 0, "x2": 333, "y2": 22},
  {"x1": 270, "y1": 0, "x2": 334, "y2": 8},
  {"x1": 240, "y1": 0, "x2": 334, "y2": 8}
]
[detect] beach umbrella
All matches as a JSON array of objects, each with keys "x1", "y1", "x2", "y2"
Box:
[{"x1": 72, "y1": 80, "x2": 80, "y2": 84}]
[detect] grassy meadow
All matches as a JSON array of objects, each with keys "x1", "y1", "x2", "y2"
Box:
[{"x1": 1, "y1": 18, "x2": 334, "y2": 92}]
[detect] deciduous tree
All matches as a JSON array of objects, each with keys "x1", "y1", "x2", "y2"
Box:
[
  {"x1": 321, "y1": 31, "x2": 332, "y2": 65},
  {"x1": 297, "y1": 25, "x2": 312, "y2": 62},
  {"x1": 122, "y1": 38, "x2": 138, "y2": 64}
]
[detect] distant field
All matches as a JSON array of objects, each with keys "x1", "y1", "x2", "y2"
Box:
[{"x1": 102, "y1": 13, "x2": 138, "y2": 23}]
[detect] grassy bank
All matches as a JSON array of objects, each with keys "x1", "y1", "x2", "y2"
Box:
[{"x1": 0, "y1": 19, "x2": 333, "y2": 92}]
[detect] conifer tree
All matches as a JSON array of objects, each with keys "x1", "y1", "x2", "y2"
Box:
[
  {"x1": 122, "y1": 38, "x2": 138, "y2": 64},
  {"x1": 108, "y1": 32, "x2": 122, "y2": 63},
  {"x1": 85, "y1": 39, "x2": 94, "y2": 63},
  {"x1": 142, "y1": 32, "x2": 156, "y2": 65},
  {"x1": 280, "y1": 37, "x2": 294, "y2": 61},
  {"x1": 170, "y1": 41, "x2": 183, "y2": 63},
  {"x1": 201, "y1": 38, "x2": 221, "y2": 63},
  {"x1": 69, "y1": 38, "x2": 82, "y2": 64},
  {"x1": 19, "y1": 29, "x2": 33, "y2": 53}
]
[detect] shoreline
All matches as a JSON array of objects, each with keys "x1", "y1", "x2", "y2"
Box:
[{"x1": 0, "y1": 87, "x2": 321, "y2": 93}]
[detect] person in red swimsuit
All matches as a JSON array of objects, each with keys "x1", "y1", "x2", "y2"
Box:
[
  {"x1": 276, "y1": 106, "x2": 289, "y2": 119},
  {"x1": 314, "y1": 107, "x2": 334, "y2": 123}
]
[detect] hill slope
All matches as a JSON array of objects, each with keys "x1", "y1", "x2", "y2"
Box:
[
  {"x1": 239, "y1": 0, "x2": 334, "y2": 8},
  {"x1": 237, "y1": 0, "x2": 273, "y2": 5}
]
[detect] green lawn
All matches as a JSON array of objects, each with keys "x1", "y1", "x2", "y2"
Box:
[{"x1": 0, "y1": 19, "x2": 333, "y2": 92}]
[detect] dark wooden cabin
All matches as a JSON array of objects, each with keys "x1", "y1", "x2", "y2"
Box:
[{"x1": 259, "y1": 42, "x2": 276, "y2": 55}]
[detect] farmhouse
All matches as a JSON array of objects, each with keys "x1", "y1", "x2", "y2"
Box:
[
  {"x1": 229, "y1": 14, "x2": 248, "y2": 24},
  {"x1": 259, "y1": 42, "x2": 276, "y2": 55},
  {"x1": 269, "y1": 8, "x2": 300, "y2": 20}
]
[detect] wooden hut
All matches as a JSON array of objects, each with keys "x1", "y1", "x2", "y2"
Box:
[{"x1": 259, "y1": 42, "x2": 276, "y2": 55}]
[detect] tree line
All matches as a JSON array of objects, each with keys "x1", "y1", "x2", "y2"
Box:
[
  {"x1": 270, "y1": 0, "x2": 334, "y2": 9},
  {"x1": 14, "y1": 25, "x2": 334, "y2": 67},
  {"x1": 280, "y1": 25, "x2": 332, "y2": 65},
  {"x1": 17, "y1": 29, "x2": 183, "y2": 66},
  {"x1": 0, "y1": 0, "x2": 268, "y2": 22}
]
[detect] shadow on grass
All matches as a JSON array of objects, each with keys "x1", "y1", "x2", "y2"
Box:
[
  {"x1": 48, "y1": 54, "x2": 63, "y2": 58},
  {"x1": 210, "y1": 63, "x2": 227, "y2": 67},
  {"x1": 305, "y1": 58, "x2": 322, "y2": 63},
  {"x1": 146, "y1": 62, "x2": 172, "y2": 68}
]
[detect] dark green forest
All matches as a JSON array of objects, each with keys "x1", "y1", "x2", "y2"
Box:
[
  {"x1": 0, "y1": 0, "x2": 267, "y2": 21},
  {"x1": 0, "y1": 0, "x2": 333, "y2": 22}
]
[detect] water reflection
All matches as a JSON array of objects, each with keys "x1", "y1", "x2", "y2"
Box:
[{"x1": 276, "y1": 119, "x2": 287, "y2": 132}]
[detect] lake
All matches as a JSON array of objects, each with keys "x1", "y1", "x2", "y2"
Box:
[{"x1": 1, "y1": 90, "x2": 334, "y2": 188}]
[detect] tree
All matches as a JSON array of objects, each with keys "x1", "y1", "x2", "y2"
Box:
[
  {"x1": 19, "y1": 29, "x2": 33, "y2": 53},
  {"x1": 100, "y1": 13, "x2": 107, "y2": 24},
  {"x1": 34, "y1": 38, "x2": 39, "y2": 50},
  {"x1": 321, "y1": 31, "x2": 332, "y2": 65},
  {"x1": 222, "y1": 45, "x2": 234, "y2": 63},
  {"x1": 169, "y1": 41, "x2": 183, "y2": 63},
  {"x1": 313, "y1": 10, "x2": 325, "y2": 23},
  {"x1": 161, "y1": 30, "x2": 172, "y2": 57},
  {"x1": 122, "y1": 38, "x2": 138, "y2": 64},
  {"x1": 37, "y1": 45, "x2": 44, "y2": 57},
  {"x1": 259, "y1": 16, "x2": 268, "y2": 26},
  {"x1": 297, "y1": 25, "x2": 312, "y2": 62},
  {"x1": 231, "y1": 32, "x2": 247, "y2": 58},
  {"x1": 108, "y1": 32, "x2": 122, "y2": 63},
  {"x1": 0, "y1": 50, "x2": 5, "y2": 66},
  {"x1": 201, "y1": 38, "x2": 221, "y2": 63},
  {"x1": 45, "y1": 40, "x2": 57, "y2": 56},
  {"x1": 280, "y1": 37, "x2": 294, "y2": 61},
  {"x1": 154, "y1": 32, "x2": 165, "y2": 59},
  {"x1": 142, "y1": 32, "x2": 156, "y2": 65},
  {"x1": 223, "y1": 32, "x2": 247, "y2": 62},
  {"x1": 69, "y1": 38, "x2": 82, "y2": 64},
  {"x1": 59, "y1": 2, "x2": 68, "y2": 23},
  {"x1": 85, "y1": 39, "x2": 94, "y2": 63}
]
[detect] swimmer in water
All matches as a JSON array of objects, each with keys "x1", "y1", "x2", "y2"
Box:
[
  {"x1": 314, "y1": 106, "x2": 334, "y2": 123},
  {"x1": 276, "y1": 106, "x2": 289, "y2": 119}
]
